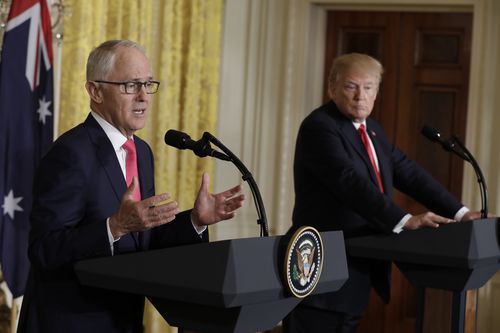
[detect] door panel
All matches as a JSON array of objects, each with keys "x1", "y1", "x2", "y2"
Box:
[
  {"x1": 324, "y1": 11, "x2": 472, "y2": 333},
  {"x1": 324, "y1": 11, "x2": 400, "y2": 141}
]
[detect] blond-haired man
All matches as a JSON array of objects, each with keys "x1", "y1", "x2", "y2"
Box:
[{"x1": 284, "y1": 53, "x2": 480, "y2": 333}]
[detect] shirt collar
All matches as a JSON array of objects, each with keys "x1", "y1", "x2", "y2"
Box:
[
  {"x1": 90, "y1": 111, "x2": 129, "y2": 151},
  {"x1": 352, "y1": 120, "x2": 367, "y2": 130}
]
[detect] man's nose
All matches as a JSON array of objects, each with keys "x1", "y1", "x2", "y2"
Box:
[
  {"x1": 354, "y1": 88, "x2": 365, "y2": 100},
  {"x1": 136, "y1": 85, "x2": 149, "y2": 100}
]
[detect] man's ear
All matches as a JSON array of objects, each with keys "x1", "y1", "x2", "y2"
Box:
[
  {"x1": 328, "y1": 83, "x2": 336, "y2": 100},
  {"x1": 85, "y1": 81, "x2": 103, "y2": 104}
]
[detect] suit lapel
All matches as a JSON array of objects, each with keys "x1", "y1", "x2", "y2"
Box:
[
  {"x1": 85, "y1": 114, "x2": 155, "y2": 251},
  {"x1": 341, "y1": 120, "x2": 371, "y2": 166},
  {"x1": 336, "y1": 113, "x2": 380, "y2": 186},
  {"x1": 330, "y1": 105, "x2": 385, "y2": 191},
  {"x1": 366, "y1": 119, "x2": 391, "y2": 195},
  {"x1": 134, "y1": 136, "x2": 154, "y2": 250},
  {"x1": 84, "y1": 115, "x2": 126, "y2": 203},
  {"x1": 134, "y1": 137, "x2": 152, "y2": 200}
]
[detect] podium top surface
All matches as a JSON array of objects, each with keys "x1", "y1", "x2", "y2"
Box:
[
  {"x1": 75, "y1": 231, "x2": 348, "y2": 308},
  {"x1": 346, "y1": 219, "x2": 500, "y2": 268}
]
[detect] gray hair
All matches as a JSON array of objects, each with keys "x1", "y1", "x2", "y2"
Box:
[{"x1": 86, "y1": 40, "x2": 146, "y2": 81}]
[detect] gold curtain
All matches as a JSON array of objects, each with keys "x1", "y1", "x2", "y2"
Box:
[{"x1": 59, "y1": 1, "x2": 223, "y2": 332}]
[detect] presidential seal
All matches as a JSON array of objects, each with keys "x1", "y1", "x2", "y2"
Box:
[{"x1": 284, "y1": 226, "x2": 324, "y2": 298}]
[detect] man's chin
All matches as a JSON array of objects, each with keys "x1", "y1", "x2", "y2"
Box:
[
  {"x1": 128, "y1": 121, "x2": 147, "y2": 134},
  {"x1": 353, "y1": 110, "x2": 371, "y2": 119}
]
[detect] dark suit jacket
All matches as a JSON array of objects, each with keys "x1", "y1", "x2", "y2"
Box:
[
  {"x1": 291, "y1": 101, "x2": 462, "y2": 314},
  {"x1": 17, "y1": 114, "x2": 207, "y2": 333}
]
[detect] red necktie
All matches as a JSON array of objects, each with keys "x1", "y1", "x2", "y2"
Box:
[
  {"x1": 122, "y1": 139, "x2": 141, "y2": 201},
  {"x1": 358, "y1": 124, "x2": 384, "y2": 193}
]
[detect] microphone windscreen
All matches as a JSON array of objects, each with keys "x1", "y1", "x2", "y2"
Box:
[
  {"x1": 164, "y1": 130, "x2": 191, "y2": 149},
  {"x1": 421, "y1": 126, "x2": 440, "y2": 142}
]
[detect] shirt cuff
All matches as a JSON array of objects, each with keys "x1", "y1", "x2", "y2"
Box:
[
  {"x1": 454, "y1": 206, "x2": 470, "y2": 222},
  {"x1": 106, "y1": 217, "x2": 120, "y2": 255},
  {"x1": 191, "y1": 220, "x2": 207, "y2": 235},
  {"x1": 393, "y1": 214, "x2": 412, "y2": 234}
]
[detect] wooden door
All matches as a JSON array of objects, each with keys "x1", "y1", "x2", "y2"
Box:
[{"x1": 324, "y1": 11, "x2": 472, "y2": 333}]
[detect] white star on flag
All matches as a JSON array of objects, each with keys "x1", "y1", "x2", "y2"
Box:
[
  {"x1": 37, "y1": 96, "x2": 52, "y2": 124},
  {"x1": 2, "y1": 189, "x2": 24, "y2": 220}
]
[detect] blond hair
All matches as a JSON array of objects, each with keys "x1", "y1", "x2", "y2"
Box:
[{"x1": 327, "y1": 53, "x2": 383, "y2": 97}]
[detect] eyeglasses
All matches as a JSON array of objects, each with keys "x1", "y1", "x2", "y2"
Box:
[{"x1": 94, "y1": 80, "x2": 160, "y2": 94}]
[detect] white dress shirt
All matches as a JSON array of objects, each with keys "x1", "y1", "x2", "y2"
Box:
[
  {"x1": 90, "y1": 112, "x2": 205, "y2": 255},
  {"x1": 351, "y1": 121, "x2": 469, "y2": 233}
]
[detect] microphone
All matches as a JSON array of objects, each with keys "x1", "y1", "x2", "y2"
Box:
[
  {"x1": 421, "y1": 125, "x2": 488, "y2": 218},
  {"x1": 166, "y1": 129, "x2": 269, "y2": 236},
  {"x1": 421, "y1": 126, "x2": 454, "y2": 152},
  {"x1": 421, "y1": 126, "x2": 469, "y2": 161},
  {"x1": 164, "y1": 129, "x2": 230, "y2": 161}
]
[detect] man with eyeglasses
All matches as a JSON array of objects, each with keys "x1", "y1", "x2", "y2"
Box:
[{"x1": 17, "y1": 40, "x2": 245, "y2": 333}]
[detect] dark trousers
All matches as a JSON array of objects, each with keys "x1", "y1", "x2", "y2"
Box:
[{"x1": 282, "y1": 305, "x2": 363, "y2": 333}]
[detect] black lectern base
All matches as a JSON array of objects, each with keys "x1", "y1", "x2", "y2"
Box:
[
  {"x1": 151, "y1": 297, "x2": 300, "y2": 333},
  {"x1": 75, "y1": 231, "x2": 347, "y2": 333},
  {"x1": 396, "y1": 261, "x2": 500, "y2": 291},
  {"x1": 346, "y1": 219, "x2": 500, "y2": 333}
]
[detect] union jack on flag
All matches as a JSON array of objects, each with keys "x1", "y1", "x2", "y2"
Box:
[{"x1": 0, "y1": 0, "x2": 54, "y2": 297}]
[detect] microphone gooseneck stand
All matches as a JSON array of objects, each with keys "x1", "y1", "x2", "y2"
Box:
[
  {"x1": 450, "y1": 136, "x2": 488, "y2": 218},
  {"x1": 420, "y1": 127, "x2": 489, "y2": 333},
  {"x1": 421, "y1": 126, "x2": 488, "y2": 218},
  {"x1": 200, "y1": 132, "x2": 269, "y2": 237}
]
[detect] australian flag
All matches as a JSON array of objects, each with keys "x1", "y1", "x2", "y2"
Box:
[{"x1": 0, "y1": 0, "x2": 53, "y2": 297}]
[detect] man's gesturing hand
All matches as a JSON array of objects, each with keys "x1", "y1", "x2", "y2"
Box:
[
  {"x1": 109, "y1": 177, "x2": 179, "y2": 239},
  {"x1": 191, "y1": 173, "x2": 245, "y2": 227}
]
